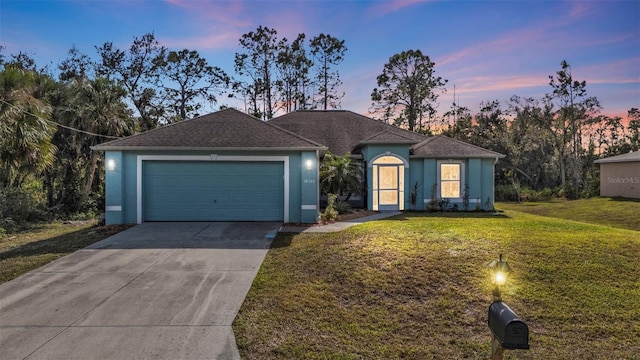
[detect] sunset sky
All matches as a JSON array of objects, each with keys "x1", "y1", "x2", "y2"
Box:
[{"x1": 1, "y1": 0, "x2": 638, "y2": 120}]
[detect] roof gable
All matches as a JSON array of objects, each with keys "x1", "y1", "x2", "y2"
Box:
[
  {"x1": 269, "y1": 110, "x2": 426, "y2": 155},
  {"x1": 93, "y1": 108, "x2": 325, "y2": 151},
  {"x1": 411, "y1": 136, "x2": 505, "y2": 158}
]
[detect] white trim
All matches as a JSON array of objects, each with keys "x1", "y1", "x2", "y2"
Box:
[
  {"x1": 136, "y1": 155, "x2": 290, "y2": 224},
  {"x1": 106, "y1": 205, "x2": 122, "y2": 211},
  {"x1": 436, "y1": 160, "x2": 465, "y2": 201},
  {"x1": 301, "y1": 205, "x2": 317, "y2": 210},
  {"x1": 368, "y1": 152, "x2": 409, "y2": 168}
]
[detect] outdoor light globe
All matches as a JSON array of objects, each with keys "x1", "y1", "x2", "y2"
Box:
[
  {"x1": 305, "y1": 159, "x2": 313, "y2": 170},
  {"x1": 488, "y1": 254, "x2": 511, "y2": 287},
  {"x1": 107, "y1": 159, "x2": 116, "y2": 171}
]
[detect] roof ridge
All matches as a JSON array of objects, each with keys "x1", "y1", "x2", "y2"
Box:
[
  {"x1": 93, "y1": 109, "x2": 226, "y2": 147},
  {"x1": 411, "y1": 136, "x2": 437, "y2": 150},
  {"x1": 435, "y1": 135, "x2": 505, "y2": 156},
  {"x1": 411, "y1": 135, "x2": 505, "y2": 157},
  {"x1": 221, "y1": 108, "x2": 326, "y2": 148}
]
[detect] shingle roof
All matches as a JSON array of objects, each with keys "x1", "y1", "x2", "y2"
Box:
[
  {"x1": 268, "y1": 110, "x2": 426, "y2": 155},
  {"x1": 411, "y1": 136, "x2": 505, "y2": 159},
  {"x1": 594, "y1": 151, "x2": 640, "y2": 163},
  {"x1": 92, "y1": 108, "x2": 326, "y2": 151},
  {"x1": 361, "y1": 130, "x2": 421, "y2": 144}
]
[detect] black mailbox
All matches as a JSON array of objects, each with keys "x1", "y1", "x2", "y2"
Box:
[{"x1": 488, "y1": 301, "x2": 529, "y2": 350}]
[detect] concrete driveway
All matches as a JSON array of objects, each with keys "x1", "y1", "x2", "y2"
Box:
[{"x1": 0, "y1": 222, "x2": 280, "y2": 360}]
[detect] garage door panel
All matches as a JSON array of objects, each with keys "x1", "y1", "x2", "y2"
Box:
[{"x1": 143, "y1": 161, "x2": 284, "y2": 221}]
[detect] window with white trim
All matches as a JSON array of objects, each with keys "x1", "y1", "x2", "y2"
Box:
[{"x1": 439, "y1": 162, "x2": 463, "y2": 199}]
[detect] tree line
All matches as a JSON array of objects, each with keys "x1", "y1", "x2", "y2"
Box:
[
  {"x1": 0, "y1": 27, "x2": 347, "y2": 229},
  {"x1": 1, "y1": 27, "x2": 638, "y2": 231}
]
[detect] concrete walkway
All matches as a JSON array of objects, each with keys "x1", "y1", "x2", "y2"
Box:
[
  {"x1": 279, "y1": 211, "x2": 402, "y2": 233},
  {"x1": 0, "y1": 222, "x2": 280, "y2": 360}
]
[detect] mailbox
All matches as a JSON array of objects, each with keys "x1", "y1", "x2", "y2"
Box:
[{"x1": 488, "y1": 301, "x2": 529, "y2": 350}]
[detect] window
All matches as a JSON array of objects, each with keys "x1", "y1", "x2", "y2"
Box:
[{"x1": 440, "y1": 163, "x2": 461, "y2": 198}]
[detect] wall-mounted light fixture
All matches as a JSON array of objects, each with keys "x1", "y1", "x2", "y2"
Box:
[
  {"x1": 107, "y1": 159, "x2": 116, "y2": 171},
  {"x1": 305, "y1": 159, "x2": 314, "y2": 170}
]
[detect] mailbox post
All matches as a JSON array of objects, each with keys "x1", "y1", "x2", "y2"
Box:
[{"x1": 486, "y1": 254, "x2": 529, "y2": 360}]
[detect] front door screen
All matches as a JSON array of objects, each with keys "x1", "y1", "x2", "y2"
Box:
[{"x1": 379, "y1": 166, "x2": 399, "y2": 205}]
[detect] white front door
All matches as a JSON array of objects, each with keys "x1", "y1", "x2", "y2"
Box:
[
  {"x1": 372, "y1": 155, "x2": 405, "y2": 211},
  {"x1": 377, "y1": 165, "x2": 401, "y2": 210}
]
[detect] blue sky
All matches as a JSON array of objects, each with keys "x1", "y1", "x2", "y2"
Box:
[{"x1": 1, "y1": 0, "x2": 638, "y2": 120}]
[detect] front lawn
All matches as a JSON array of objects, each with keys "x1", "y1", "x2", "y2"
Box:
[
  {"x1": 498, "y1": 197, "x2": 640, "y2": 231},
  {"x1": 0, "y1": 221, "x2": 132, "y2": 283},
  {"x1": 234, "y1": 210, "x2": 640, "y2": 359}
]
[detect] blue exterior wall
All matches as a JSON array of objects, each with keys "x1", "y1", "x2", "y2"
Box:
[
  {"x1": 103, "y1": 150, "x2": 319, "y2": 224},
  {"x1": 300, "y1": 151, "x2": 320, "y2": 223},
  {"x1": 408, "y1": 159, "x2": 423, "y2": 210},
  {"x1": 104, "y1": 151, "x2": 124, "y2": 224},
  {"x1": 408, "y1": 157, "x2": 497, "y2": 211}
]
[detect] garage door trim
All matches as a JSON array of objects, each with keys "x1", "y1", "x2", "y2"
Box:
[{"x1": 136, "y1": 155, "x2": 289, "y2": 224}]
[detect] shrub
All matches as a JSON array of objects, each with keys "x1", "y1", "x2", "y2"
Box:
[
  {"x1": 495, "y1": 185, "x2": 519, "y2": 201},
  {"x1": 334, "y1": 200, "x2": 352, "y2": 215},
  {"x1": 321, "y1": 194, "x2": 339, "y2": 223},
  {"x1": 0, "y1": 186, "x2": 49, "y2": 230}
]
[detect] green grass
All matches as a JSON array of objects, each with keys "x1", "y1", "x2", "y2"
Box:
[
  {"x1": 234, "y1": 208, "x2": 640, "y2": 359},
  {"x1": 498, "y1": 197, "x2": 640, "y2": 231},
  {"x1": 0, "y1": 221, "x2": 132, "y2": 283}
]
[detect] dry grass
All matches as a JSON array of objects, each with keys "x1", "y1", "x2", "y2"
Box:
[{"x1": 0, "y1": 221, "x2": 133, "y2": 283}]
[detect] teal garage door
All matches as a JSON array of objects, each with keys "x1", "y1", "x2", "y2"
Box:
[{"x1": 143, "y1": 161, "x2": 284, "y2": 221}]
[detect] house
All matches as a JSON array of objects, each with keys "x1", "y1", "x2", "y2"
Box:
[
  {"x1": 270, "y1": 110, "x2": 504, "y2": 212},
  {"x1": 593, "y1": 151, "x2": 640, "y2": 199},
  {"x1": 93, "y1": 109, "x2": 504, "y2": 225}
]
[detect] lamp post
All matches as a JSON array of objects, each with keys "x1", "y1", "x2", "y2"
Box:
[
  {"x1": 487, "y1": 253, "x2": 512, "y2": 360},
  {"x1": 488, "y1": 253, "x2": 511, "y2": 302}
]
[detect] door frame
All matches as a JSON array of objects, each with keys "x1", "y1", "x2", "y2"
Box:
[{"x1": 369, "y1": 153, "x2": 408, "y2": 211}]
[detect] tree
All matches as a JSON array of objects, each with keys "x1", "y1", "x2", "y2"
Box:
[
  {"x1": 234, "y1": 26, "x2": 283, "y2": 120},
  {"x1": 96, "y1": 33, "x2": 165, "y2": 130},
  {"x1": 58, "y1": 46, "x2": 95, "y2": 82},
  {"x1": 0, "y1": 67, "x2": 57, "y2": 187},
  {"x1": 370, "y1": 49, "x2": 447, "y2": 132},
  {"x1": 277, "y1": 34, "x2": 313, "y2": 112},
  {"x1": 547, "y1": 60, "x2": 600, "y2": 198},
  {"x1": 310, "y1": 34, "x2": 347, "y2": 110},
  {"x1": 53, "y1": 77, "x2": 134, "y2": 210},
  {"x1": 154, "y1": 49, "x2": 230, "y2": 122},
  {"x1": 319, "y1": 152, "x2": 362, "y2": 200}
]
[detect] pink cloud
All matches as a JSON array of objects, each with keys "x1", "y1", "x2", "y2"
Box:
[
  {"x1": 568, "y1": 0, "x2": 595, "y2": 20},
  {"x1": 161, "y1": 0, "x2": 314, "y2": 50},
  {"x1": 164, "y1": 0, "x2": 250, "y2": 28},
  {"x1": 366, "y1": 0, "x2": 432, "y2": 18},
  {"x1": 160, "y1": 32, "x2": 241, "y2": 50},
  {"x1": 455, "y1": 75, "x2": 548, "y2": 95},
  {"x1": 578, "y1": 57, "x2": 640, "y2": 85}
]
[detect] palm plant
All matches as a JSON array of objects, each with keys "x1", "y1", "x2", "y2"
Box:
[
  {"x1": 55, "y1": 76, "x2": 134, "y2": 205},
  {"x1": 0, "y1": 67, "x2": 57, "y2": 187},
  {"x1": 319, "y1": 151, "x2": 362, "y2": 201}
]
